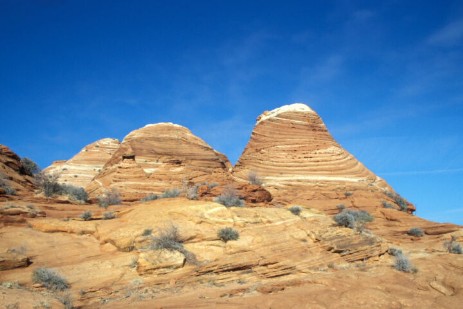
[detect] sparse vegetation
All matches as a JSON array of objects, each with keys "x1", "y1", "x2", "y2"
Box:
[
  {"x1": 150, "y1": 224, "x2": 197, "y2": 264},
  {"x1": 32, "y1": 268, "x2": 70, "y2": 291},
  {"x1": 60, "y1": 184, "x2": 88, "y2": 202},
  {"x1": 218, "y1": 227, "x2": 239, "y2": 242},
  {"x1": 142, "y1": 228, "x2": 153, "y2": 236},
  {"x1": 140, "y1": 193, "x2": 158, "y2": 202},
  {"x1": 161, "y1": 188, "x2": 180, "y2": 198},
  {"x1": 34, "y1": 172, "x2": 61, "y2": 197},
  {"x1": 408, "y1": 227, "x2": 424, "y2": 237},
  {"x1": 185, "y1": 184, "x2": 199, "y2": 200},
  {"x1": 385, "y1": 191, "x2": 409, "y2": 212},
  {"x1": 20, "y1": 157, "x2": 40, "y2": 175},
  {"x1": 56, "y1": 293, "x2": 73, "y2": 309},
  {"x1": 214, "y1": 187, "x2": 244, "y2": 207},
  {"x1": 248, "y1": 171, "x2": 263, "y2": 185},
  {"x1": 288, "y1": 205, "x2": 302, "y2": 216},
  {"x1": 394, "y1": 253, "x2": 416, "y2": 273},
  {"x1": 98, "y1": 188, "x2": 121, "y2": 208},
  {"x1": 0, "y1": 173, "x2": 16, "y2": 195},
  {"x1": 336, "y1": 204, "x2": 346, "y2": 212},
  {"x1": 333, "y1": 209, "x2": 373, "y2": 229},
  {"x1": 103, "y1": 211, "x2": 115, "y2": 220},
  {"x1": 382, "y1": 201, "x2": 394, "y2": 209},
  {"x1": 344, "y1": 191, "x2": 353, "y2": 197},
  {"x1": 444, "y1": 236, "x2": 462, "y2": 254},
  {"x1": 80, "y1": 211, "x2": 92, "y2": 221}
]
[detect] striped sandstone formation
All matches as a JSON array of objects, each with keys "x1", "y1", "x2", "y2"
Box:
[
  {"x1": 44, "y1": 138, "x2": 120, "y2": 188},
  {"x1": 85, "y1": 123, "x2": 232, "y2": 200},
  {"x1": 233, "y1": 103, "x2": 402, "y2": 212}
]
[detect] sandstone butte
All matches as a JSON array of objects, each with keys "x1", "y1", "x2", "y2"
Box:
[{"x1": 0, "y1": 103, "x2": 462, "y2": 309}]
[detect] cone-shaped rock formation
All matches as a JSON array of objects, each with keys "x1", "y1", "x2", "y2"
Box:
[{"x1": 232, "y1": 103, "x2": 400, "y2": 212}]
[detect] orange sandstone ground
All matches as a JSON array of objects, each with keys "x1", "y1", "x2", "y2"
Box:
[{"x1": 1, "y1": 104, "x2": 462, "y2": 308}]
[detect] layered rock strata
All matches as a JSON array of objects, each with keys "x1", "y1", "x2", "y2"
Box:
[
  {"x1": 0, "y1": 145, "x2": 35, "y2": 197},
  {"x1": 232, "y1": 103, "x2": 406, "y2": 212},
  {"x1": 86, "y1": 123, "x2": 233, "y2": 200},
  {"x1": 44, "y1": 138, "x2": 120, "y2": 188}
]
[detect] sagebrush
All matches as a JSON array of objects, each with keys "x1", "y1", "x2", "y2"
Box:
[{"x1": 32, "y1": 268, "x2": 69, "y2": 291}]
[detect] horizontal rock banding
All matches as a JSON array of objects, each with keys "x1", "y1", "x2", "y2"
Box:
[{"x1": 44, "y1": 138, "x2": 120, "y2": 188}]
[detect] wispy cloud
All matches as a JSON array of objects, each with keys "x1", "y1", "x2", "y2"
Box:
[
  {"x1": 427, "y1": 19, "x2": 463, "y2": 46},
  {"x1": 380, "y1": 168, "x2": 463, "y2": 176}
]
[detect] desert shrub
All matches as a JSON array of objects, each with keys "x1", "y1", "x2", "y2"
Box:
[
  {"x1": 247, "y1": 171, "x2": 263, "y2": 185},
  {"x1": 150, "y1": 224, "x2": 182, "y2": 251},
  {"x1": 408, "y1": 227, "x2": 424, "y2": 237},
  {"x1": 56, "y1": 293, "x2": 73, "y2": 309},
  {"x1": 336, "y1": 204, "x2": 346, "y2": 212},
  {"x1": 388, "y1": 247, "x2": 403, "y2": 256},
  {"x1": 214, "y1": 187, "x2": 244, "y2": 207},
  {"x1": 142, "y1": 228, "x2": 153, "y2": 236},
  {"x1": 394, "y1": 254, "x2": 416, "y2": 273},
  {"x1": 60, "y1": 184, "x2": 88, "y2": 202},
  {"x1": 103, "y1": 211, "x2": 115, "y2": 220},
  {"x1": 3, "y1": 185, "x2": 16, "y2": 195},
  {"x1": 333, "y1": 209, "x2": 373, "y2": 229},
  {"x1": 344, "y1": 191, "x2": 353, "y2": 197},
  {"x1": 185, "y1": 184, "x2": 199, "y2": 200},
  {"x1": 385, "y1": 191, "x2": 409, "y2": 212},
  {"x1": 140, "y1": 193, "x2": 158, "y2": 202},
  {"x1": 34, "y1": 172, "x2": 61, "y2": 197},
  {"x1": 20, "y1": 157, "x2": 40, "y2": 175},
  {"x1": 288, "y1": 205, "x2": 302, "y2": 216},
  {"x1": 382, "y1": 201, "x2": 394, "y2": 209},
  {"x1": 80, "y1": 211, "x2": 92, "y2": 221},
  {"x1": 444, "y1": 236, "x2": 462, "y2": 254},
  {"x1": 161, "y1": 188, "x2": 180, "y2": 198},
  {"x1": 149, "y1": 224, "x2": 198, "y2": 264},
  {"x1": 32, "y1": 268, "x2": 69, "y2": 291},
  {"x1": 218, "y1": 227, "x2": 239, "y2": 242},
  {"x1": 98, "y1": 188, "x2": 121, "y2": 208}
]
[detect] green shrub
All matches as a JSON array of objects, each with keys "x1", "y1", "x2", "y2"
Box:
[
  {"x1": 385, "y1": 191, "x2": 409, "y2": 212},
  {"x1": 60, "y1": 184, "x2": 88, "y2": 202},
  {"x1": 248, "y1": 171, "x2": 263, "y2": 185},
  {"x1": 34, "y1": 172, "x2": 61, "y2": 197},
  {"x1": 150, "y1": 224, "x2": 183, "y2": 251},
  {"x1": 80, "y1": 211, "x2": 92, "y2": 221},
  {"x1": 382, "y1": 201, "x2": 394, "y2": 209},
  {"x1": 103, "y1": 212, "x2": 115, "y2": 220},
  {"x1": 161, "y1": 188, "x2": 180, "y2": 198},
  {"x1": 214, "y1": 187, "x2": 244, "y2": 207},
  {"x1": 444, "y1": 236, "x2": 462, "y2": 254},
  {"x1": 142, "y1": 228, "x2": 153, "y2": 236},
  {"x1": 333, "y1": 209, "x2": 373, "y2": 229},
  {"x1": 32, "y1": 268, "x2": 69, "y2": 291},
  {"x1": 408, "y1": 227, "x2": 424, "y2": 237},
  {"x1": 394, "y1": 254, "x2": 416, "y2": 273},
  {"x1": 19, "y1": 157, "x2": 40, "y2": 175},
  {"x1": 388, "y1": 247, "x2": 403, "y2": 256},
  {"x1": 288, "y1": 206, "x2": 302, "y2": 216},
  {"x1": 98, "y1": 188, "x2": 121, "y2": 208},
  {"x1": 218, "y1": 227, "x2": 239, "y2": 242},
  {"x1": 140, "y1": 193, "x2": 158, "y2": 202}
]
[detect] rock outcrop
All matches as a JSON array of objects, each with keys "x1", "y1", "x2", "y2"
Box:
[
  {"x1": 0, "y1": 145, "x2": 35, "y2": 197},
  {"x1": 86, "y1": 123, "x2": 233, "y2": 200},
  {"x1": 44, "y1": 138, "x2": 120, "y2": 188},
  {"x1": 232, "y1": 103, "x2": 406, "y2": 213}
]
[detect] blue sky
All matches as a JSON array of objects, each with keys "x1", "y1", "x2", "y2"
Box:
[{"x1": 1, "y1": 0, "x2": 462, "y2": 224}]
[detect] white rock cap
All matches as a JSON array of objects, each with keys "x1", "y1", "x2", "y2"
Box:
[{"x1": 257, "y1": 103, "x2": 314, "y2": 124}]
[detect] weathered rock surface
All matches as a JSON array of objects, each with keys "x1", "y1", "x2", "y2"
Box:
[
  {"x1": 232, "y1": 103, "x2": 410, "y2": 214},
  {"x1": 86, "y1": 123, "x2": 233, "y2": 200},
  {"x1": 0, "y1": 145, "x2": 35, "y2": 197},
  {"x1": 44, "y1": 138, "x2": 120, "y2": 188}
]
